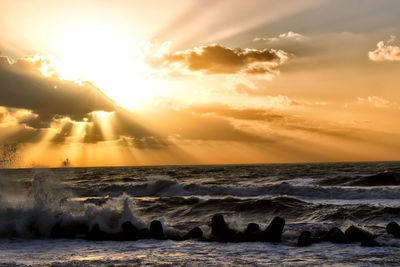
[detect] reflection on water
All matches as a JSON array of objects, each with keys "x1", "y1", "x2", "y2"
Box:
[{"x1": 1, "y1": 239, "x2": 400, "y2": 266}]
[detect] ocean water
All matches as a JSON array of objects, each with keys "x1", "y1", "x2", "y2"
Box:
[{"x1": 1, "y1": 162, "x2": 400, "y2": 266}]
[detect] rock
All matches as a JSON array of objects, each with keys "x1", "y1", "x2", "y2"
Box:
[
  {"x1": 321, "y1": 227, "x2": 346, "y2": 243},
  {"x1": 263, "y1": 216, "x2": 285, "y2": 242},
  {"x1": 121, "y1": 221, "x2": 139, "y2": 241},
  {"x1": 210, "y1": 214, "x2": 237, "y2": 242},
  {"x1": 361, "y1": 236, "x2": 379, "y2": 247},
  {"x1": 211, "y1": 214, "x2": 230, "y2": 236},
  {"x1": 344, "y1": 225, "x2": 372, "y2": 243},
  {"x1": 244, "y1": 223, "x2": 261, "y2": 235},
  {"x1": 149, "y1": 220, "x2": 165, "y2": 239},
  {"x1": 243, "y1": 223, "x2": 263, "y2": 242},
  {"x1": 184, "y1": 227, "x2": 203, "y2": 239},
  {"x1": 50, "y1": 221, "x2": 89, "y2": 239},
  {"x1": 86, "y1": 224, "x2": 109, "y2": 241},
  {"x1": 386, "y1": 222, "x2": 400, "y2": 238},
  {"x1": 297, "y1": 231, "x2": 313, "y2": 247}
]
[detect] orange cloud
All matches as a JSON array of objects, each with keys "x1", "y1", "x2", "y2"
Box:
[
  {"x1": 158, "y1": 44, "x2": 288, "y2": 75},
  {"x1": 369, "y1": 36, "x2": 400, "y2": 61},
  {"x1": 0, "y1": 55, "x2": 115, "y2": 127}
]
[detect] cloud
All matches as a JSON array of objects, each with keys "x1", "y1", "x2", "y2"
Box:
[
  {"x1": 0, "y1": 55, "x2": 116, "y2": 128},
  {"x1": 356, "y1": 96, "x2": 396, "y2": 108},
  {"x1": 253, "y1": 32, "x2": 307, "y2": 43},
  {"x1": 159, "y1": 103, "x2": 371, "y2": 146},
  {"x1": 0, "y1": 56, "x2": 167, "y2": 149},
  {"x1": 157, "y1": 44, "x2": 288, "y2": 75},
  {"x1": 145, "y1": 106, "x2": 278, "y2": 143},
  {"x1": 56, "y1": 108, "x2": 167, "y2": 149},
  {"x1": 369, "y1": 36, "x2": 400, "y2": 61},
  {"x1": 343, "y1": 96, "x2": 398, "y2": 109},
  {"x1": 189, "y1": 104, "x2": 285, "y2": 121}
]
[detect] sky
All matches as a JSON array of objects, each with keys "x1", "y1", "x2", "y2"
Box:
[{"x1": 1, "y1": 0, "x2": 400, "y2": 167}]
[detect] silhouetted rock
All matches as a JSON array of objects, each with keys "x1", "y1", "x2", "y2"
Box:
[
  {"x1": 210, "y1": 214, "x2": 237, "y2": 242},
  {"x1": 121, "y1": 221, "x2": 139, "y2": 241},
  {"x1": 386, "y1": 222, "x2": 400, "y2": 238},
  {"x1": 263, "y1": 216, "x2": 285, "y2": 242},
  {"x1": 344, "y1": 226, "x2": 373, "y2": 243},
  {"x1": 361, "y1": 236, "x2": 379, "y2": 247},
  {"x1": 149, "y1": 220, "x2": 165, "y2": 239},
  {"x1": 211, "y1": 214, "x2": 230, "y2": 236},
  {"x1": 297, "y1": 231, "x2": 320, "y2": 247},
  {"x1": 243, "y1": 223, "x2": 263, "y2": 242},
  {"x1": 184, "y1": 227, "x2": 203, "y2": 239},
  {"x1": 297, "y1": 231, "x2": 312, "y2": 247},
  {"x1": 50, "y1": 221, "x2": 89, "y2": 239},
  {"x1": 86, "y1": 224, "x2": 109, "y2": 241},
  {"x1": 321, "y1": 227, "x2": 345, "y2": 243},
  {"x1": 245, "y1": 223, "x2": 261, "y2": 235}
]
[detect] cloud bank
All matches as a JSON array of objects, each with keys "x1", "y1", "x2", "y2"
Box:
[
  {"x1": 0, "y1": 56, "x2": 116, "y2": 127},
  {"x1": 0, "y1": 56, "x2": 166, "y2": 149}
]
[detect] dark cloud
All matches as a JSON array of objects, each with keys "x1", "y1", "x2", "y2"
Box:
[
  {"x1": 159, "y1": 44, "x2": 288, "y2": 74},
  {"x1": 50, "y1": 122, "x2": 74, "y2": 143},
  {"x1": 0, "y1": 56, "x2": 167, "y2": 149},
  {"x1": 80, "y1": 108, "x2": 167, "y2": 149},
  {"x1": 119, "y1": 136, "x2": 168, "y2": 150},
  {"x1": 0, "y1": 125, "x2": 44, "y2": 144},
  {"x1": 0, "y1": 56, "x2": 116, "y2": 127}
]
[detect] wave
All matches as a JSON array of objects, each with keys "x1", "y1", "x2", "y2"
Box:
[
  {"x1": 319, "y1": 171, "x2": 400, "y2": 186},
  {"x1": 2, "y1": 192, "x2": 400, "y2": 239},
  {"x1": 71, "y1": 177, "x2": 400, "y2": 200},
  {"x1": 1, "y1": 167, "x2": 400, "y2": 240}
]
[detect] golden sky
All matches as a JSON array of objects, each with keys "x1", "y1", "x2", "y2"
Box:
[{"x1": 1, "y1": 0, "x2": 400, "y2": 167}]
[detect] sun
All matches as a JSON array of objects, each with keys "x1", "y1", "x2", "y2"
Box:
[{"x1": 52, "y1": 23, "x2": 161, "y2": 108}]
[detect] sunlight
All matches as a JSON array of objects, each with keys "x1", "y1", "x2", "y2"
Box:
[
  {"x1": 92, "y1": 111, "x2": 114, "y2": 141},
  {"x1": 53, "y1": 23, "x2": 161, "y2": 108}
]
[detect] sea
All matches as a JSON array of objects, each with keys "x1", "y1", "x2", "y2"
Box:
[{"x1": 1, "y1": 162, "x2": 400, "y2": 266}]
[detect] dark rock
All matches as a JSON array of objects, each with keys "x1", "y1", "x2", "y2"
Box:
[
  {"x1": 86, "y1": 224, "x2": 109, "y2": 241},
  {"x1": 237, "y1": 232, "x2": 248, "y2": 242},
  {"x1": 121, "y1": 221, "x2": 139, "y2": 241},
  {"x1": 297, "y1": 231, "x2": 313, "y2": 247},
  {"x1": 210, "y1": 214, "x2": 237, "y2": 242},
  {"x1": 166, "y1": 233, "x2": 185, "y2": 241},
  {"x1": 211, "y1": 214, "x2": 230, "y2": 236},
  {"x1": 244, "y1": 223, "x2": 260, "y2": 235},
  {"x1": 263, "y1": 216, "x2": 285, "y2": 242},
  {"x1": 321, "y1": 227, "x2": 346, "y2": 243},
  {"x1": 386, "y1": 222, "x2": 400, "y2": 238},
  {"x1": 361, "y1": 236, "x2": 380, "y2": 247},
  {"x1": 344, "y1": 225, "x2": 373, "y2": 243},
  {"x1": 136, "y1": 228, "x2": 151, "y2": 240},
  {"x1": 184, "y1": 227, "x2": 203, "y2": 239},
  {"x1": 149, "y1": 220, "x2": 165, "y2": 239},
  {"x1": 51, "y1": 221, "x2": 89, "y2": 239},
  {"x1": 243, "y1": 223, "x2": 263, "y2": 242}
]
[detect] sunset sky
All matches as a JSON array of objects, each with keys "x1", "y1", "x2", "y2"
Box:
[{"x1": 1, "y1": 0, "x2": 400, "y2": 167}]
